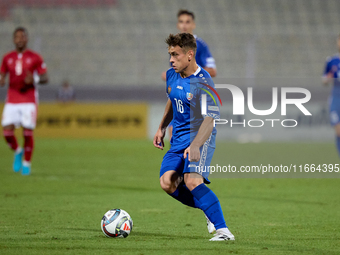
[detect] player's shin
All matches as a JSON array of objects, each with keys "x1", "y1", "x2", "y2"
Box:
[
  {"x1": 169, "y1": 183, "x2": 201, "y2": 208},
  {"x1": 190, "y1": 183, "x2": 227, "y2": 230},
  {"x1": 3, "y1": 129, "x2": 19, "y2": 151},
  {"x1": 336, "y1": 136, "x2": 340, "y2": 157},
  {"x1": 23, "y1": 129, "x2": 34, "y2": 163}
]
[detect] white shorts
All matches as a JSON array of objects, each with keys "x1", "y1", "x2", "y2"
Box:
[{"x1": 1, "y1": 103, "x2": 37, "y2": 129}]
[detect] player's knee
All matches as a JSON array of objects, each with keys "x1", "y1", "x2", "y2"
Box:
[
  {"x1": 185, "y1": 181, "x2": 199, "y2": 191},
  {"x1": 3, "y1": 128, "x2": 14, "y2": 138},
  {"x1": 159, "y1": 176, "x2": 173, "y2": 193},
  {"x1": 23, "y1": 128, "x2": 34, "y2": 136},
  {"x1": 184, "y1": 173, "x2": 204, "y2": 191},
  {"x1": 3, "y1": 125, "x2": 15, "y2": 131},
  {"x1": 184, "y1": 179, "x2": 202, "y2": 191}
]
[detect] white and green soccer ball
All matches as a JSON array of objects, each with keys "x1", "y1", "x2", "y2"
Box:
[{"x1": 101, "y1": 209, "x2": 133, "y2": 238}]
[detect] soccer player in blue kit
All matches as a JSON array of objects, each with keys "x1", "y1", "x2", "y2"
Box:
[
  {"x1": 163, "y1": 9, "x2": 217, "y2": 141},
  {"x1": 153, "y1": 33, "x2": 234, "y2": 241},
  {"x1": 323, "y1": 34, "x2": 340, "y2": 157},
  {"x1": 161, "y1": 9, "x2": 216, "y2": 81}
]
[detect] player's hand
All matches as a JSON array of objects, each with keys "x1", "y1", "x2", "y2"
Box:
[
  {"x1": 24, "y1": 71, "x2": 34, "y2": 84},
  {"x1": 323, "y1": 72, "x2": 334, "y2": 86},
  {"x1": 153, "y1": 128, "x2": 165, "y2": 150},
  {"x1": 326, "y1": 66, "x2": 337, "y2": 81},
  {"x1": 183, "y1": 145, "x2": 200, "y2": 162}
]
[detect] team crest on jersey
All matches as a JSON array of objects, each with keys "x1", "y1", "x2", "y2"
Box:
[
  {"x1": 168, "y1": 86, "x2": 171, "y2": 94},
  {"x1": 186, "y1": 92, "x2": 193, "y2": 100}
]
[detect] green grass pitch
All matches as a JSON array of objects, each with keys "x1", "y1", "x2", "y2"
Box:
[{"x1": 0, "y1": 139, "x2": 339, "y2": 254}]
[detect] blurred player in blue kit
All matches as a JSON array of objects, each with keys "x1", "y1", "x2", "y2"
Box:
[
  {"x1": 323, "y1": 34, "x2": 340, "y2": 157},
  {"x1": 162, "y1": 9, "x2": 217, "y2": 140},
  {"x1": 153, "y1": 33, "x2": 234, "y2": 241}
]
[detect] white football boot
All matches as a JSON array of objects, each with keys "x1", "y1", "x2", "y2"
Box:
[
  {"x1": 205, "y1": 214, "x2": 216, "y2": 234},
  {"x1": 209, "y1": 228, "x2": 235, "y2": 241}
]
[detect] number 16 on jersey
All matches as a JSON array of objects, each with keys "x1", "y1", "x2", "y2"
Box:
[{"x1": 174, "y1": 98, "x2": 184, "y2": 113}]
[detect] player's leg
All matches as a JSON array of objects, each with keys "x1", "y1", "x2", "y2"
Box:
[
  {"x1": 160, "y1": 170, "x2": 181, "y2": 194},
  {"x1": 184, "y1": 173, "x2": 233, "y2": 238},
  {"x1": 2, "y1": 104, "x2": 23, "y2": 172},
  {"x1": 22, "y1": 128, "x2": 34, "y2": 175},
  {"x1": 329, "y1": 98, "x2": 340, "y2": 157},
  {"x1": 183, "y1": 145, "x2": 234, "y2": 241},
  {"x1": 334, "y1": 124, "x2": 340, "y2": 157},
  {"x1": 3, "y1": 125, "x2": 18, "y2": 150},
  {"x1": 20, "y1": 103, "x2": 37, "y2": 175},
  {"x1": 185, "y1": 173, "x2": 234, "y2": 241},
  {"x1": 159, "y1": 151, "x2": 200, "y2": 208}
]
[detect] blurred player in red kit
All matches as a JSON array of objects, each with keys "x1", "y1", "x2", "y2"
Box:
[{"x1": 0, "y1": 27, "x2": 48, "y2": 175}]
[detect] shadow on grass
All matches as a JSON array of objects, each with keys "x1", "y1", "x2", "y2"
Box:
[
  {"x1": 58, "y1": 228, "x2": 99, "y2": 233},
  {"x1": 131, "y1": 230, "x2": 205, "y2": 240},
  {"x1": 57, "y1": 228, "x2": 205, "y2": 240}
]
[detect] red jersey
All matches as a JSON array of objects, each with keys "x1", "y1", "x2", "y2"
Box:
[{"x1": 1, "y1": 49, "x2": 47, "y2": 104}]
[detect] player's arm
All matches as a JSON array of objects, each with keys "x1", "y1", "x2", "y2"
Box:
[
  {"x1": 184, "y1": 117, "x2": 214, "y2": 162},
  {"x1": 38, "y1": 72, "x2": 49, "y2": 84},
  {"x1": 161, "y1": 71, "x2": 167, "y2": 81},
  {"x1": 0, "y1": 56, "x2": 8, "y2": 87},
  {"x1": 24, "y1": 71, "x2": 48, "y2": 85},
  {"x1": 322, "y1": 58, "x2": 333, "y2": 86},
  {"x1": 322, "y1": 70, "x2": 333, "y2": 86},
  {"x1": 198, "y1": 41, "x2": 217, "y2": 77},
  {"x1": 0, "y1": 72, "x2": 6, "y2": 87},
  {"x1": 162, "y1": 54, "x2": 173, "y2": 81},
  {"x1": 153, "y1": 99, "x2": 173, "y2": 150},
  {"x1": 27, "y1": 55, "x2": 49, "y2": 85},
  {"x1": 203, "y1": 67, "x2": 216, "y2": 78},
  {"x1": 322, "y1": 72, "x2": 333, "y2": 86}
]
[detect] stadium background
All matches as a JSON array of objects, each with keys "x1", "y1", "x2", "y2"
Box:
[
  {"x1": 1, "y1": 1, "x2": 340, "y2": 254},
  {"x1": 0, "y1": 0, "x2": 339, "y2": 141}
]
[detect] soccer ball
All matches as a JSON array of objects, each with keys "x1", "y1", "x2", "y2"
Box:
[{"x1": 101, "y1": 209, "x2": 133, "y2": 238}]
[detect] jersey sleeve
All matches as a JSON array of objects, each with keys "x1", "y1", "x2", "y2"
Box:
[
  {"x1": 199, "y1": 77, "x2": 220, "y2": 120},
  {"x1": 323, "y1": 57, "x2": 331, "y2": 77},
  {"x1": 35, "y1": 54, "x2": 47, "y2": 75},
  {"x1": 197, "y1": 39, "x2": 216, "y2": 69},
  {"x1": 165, "y1": 68, "x2": 172, "y2": 99},
  {"x1": 0, "y1": 55, "x2": 8, "y2": 74}
]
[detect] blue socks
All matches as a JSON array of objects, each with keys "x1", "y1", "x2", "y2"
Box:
[
  {"x1": 190, "y1": 183, "x2": 227, "y2": 230},
  {"x1": 170, "y1": 184, "x2": 201, "y2": 209},
  {"x1": 169, "y1": 183, "x2": 227, "y2": 230},
  {"x1": 336, "y1": 136, "x2": 340, "y2": 157}
]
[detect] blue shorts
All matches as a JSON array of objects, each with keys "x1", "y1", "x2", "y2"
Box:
[
  {"x1": 329, "y1": 95, "x2": 340, "y2": 126},
  {"x1": 159, "y1": 143, "x2": 215, "y2": 184}
]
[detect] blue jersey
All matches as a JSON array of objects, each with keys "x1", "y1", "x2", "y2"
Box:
[
  {"x1": 166, "y1": 66, "x2": 220, "y2": 152},
  {"x1": 194, "y1": 35, "x2": 216, "y2": 69},
  {"x1": 323, "y1": 54, "x2": 340, "y2": 97}
]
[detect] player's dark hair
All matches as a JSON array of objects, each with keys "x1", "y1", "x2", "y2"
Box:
[
  {"x1": 13, "y1": 27, "x2": 28, "y2": 37},
  {"x1": 177, "y1": 9, "x2": 195, "y2": 20},
  {"x1": 166, "y1": 33, "x2": 197, "y2": 55}
]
